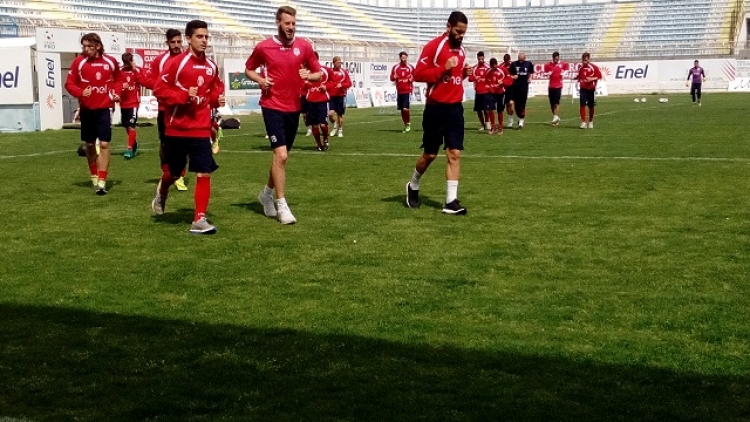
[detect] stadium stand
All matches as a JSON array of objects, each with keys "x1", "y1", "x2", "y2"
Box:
[{"x1": 0, "y1": 0, "x2": 745, "y2": 60}]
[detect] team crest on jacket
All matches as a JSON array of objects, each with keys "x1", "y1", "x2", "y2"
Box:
[
  {"x1": 206, "y1": 68, "x2": 213, "y2": 76},
  {"x1": 104, "y1": 64, "x2": 110, "y2": 70},
  {"x1": 197, "y1": 76, "x2": 205, "y2": 87},
  {"x1": 95, "y1": 72, "x2": 102, "y2": 80},
  {"x1": 293, "y1": 47, "x2": 300, "y2": 56}
]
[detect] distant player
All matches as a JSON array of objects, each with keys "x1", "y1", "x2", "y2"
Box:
[
  {"x1": 469, "y1": 51, "x2": 490, "y2": 130},
  {"x1": 543, "y1": 51, "x2": 570, "y2": 126},
  {"x1": 687, "y1": 60, "x2": 705, "y2": 106},
  {"x1": 406, "y1": 11, "x2": 471, "y2": 215},
  {"x1": 509, "y1": 52, "x2": 534, "y2": 129},
  {"x1": 501, "y1": 54, "x2": 515, "y2": 128},
  {"x1": 390, "y1": 51, "x2": 415, "y2": 133},
  {"x1": 118, "y1": 52, "x2": 147, "y2": 159},
  {"x1": 152, "y1": 20, "x2": 225, "y2": 234},
  {"x1": 576, "y1": 52, "x2": 602, "y2": 129},
  {"x1": 484, "y1": 58, "x2": 507, "y2": 135},
  {"x1": 65, "y1": 32, "x2": 121, "y2": 195},
  {"x1": 141, "y1": 29, "x2": 188, "y2": 191},
  {"x1": 245, "y1": 6, "x2": 322, "y2": 225},
  {"x1": 327, "y1": 56, "x2": 352, "y2": 137},
  {"x1": 306, "y1": 54, "x2": 331, "y2": 151}
]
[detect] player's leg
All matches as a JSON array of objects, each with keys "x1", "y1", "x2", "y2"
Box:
[
  {"x1": 94, "y1": 109, "x2": 113, "y2": 195},
  {"x1": 516, "y1": 89, "x2": 528, "y2": 129},
  {"x1": 79, "y1": 109, "x2": 100, "y2": 187},
  {"x1": 328, "y1": 104, "x2": 338, "y2": 136},
  {"x1": 474, "y1": 93, "x2": 485, "y2": 130},
  {"x1": 406, "y1": 104, "x2": 443, "y2": 208},
  {"x1": 186, "y1": 137, "x2": 219, "y2": 234},
  {"x1": 696, "y1": 83, "x2": 702, "y2": 105},
  {"x1": 587, "y1": 91, "x2": 596, "y2": 128},
  {"x1": 310, "y1": 102, "x2": 324, "y2": 150},
  {"x1": 506, "y1": 87, "x2": 515, "y2": 128},
  {"x1": 495, "y1": 94, "x2": 505, "y2": 134},
  {"x1": 485, "y1": 94, "x2": 497, "y2": 134},
  {"x1": 336, "y1": 98, "x2": 345, "y2": 137},
  {"x1": 442, "y1": 103, "x2": 466, "y2": 215},
  {"x1": 122, "y1": 108, "x2": 138, "y2": 158},
  {"x1": 690, "y1": 83, "x2": 697, "y2": 104},
  {"x1": 579, "y1": 91, "x2": 588, "y2": 129}
]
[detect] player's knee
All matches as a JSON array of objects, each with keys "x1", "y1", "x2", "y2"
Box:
[
  {"x1": 446, "y1": 149, "x2": 461, "y2": 162},
  {"x1": 272, "y1": 147, "x2": 289, "y2": 164},
  {"x1": 98, "y1": 141, "x2": 110, "y2": 150}
]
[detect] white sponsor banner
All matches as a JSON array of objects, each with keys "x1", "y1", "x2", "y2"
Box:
[
  {"x1": 370, "y1": 87, "x2": 399, "y2": 107},
  {"x1": 736, "y1": 60, "x2": 750, "y2": 78},
  {"x1": 353, "y1": 88, "x2": 371, "y2": 108},
  {"x1": 0, "y1": 47, "x2": 34, "y2": 105},
  {"x1": 364, "y1": 62, "x2": 391, "y2": 88},
  {"x1": 36, "y1": 52, "x2": 64, "y2": 129},
  {"x1": 36, "y1": 27, "x2": 126, "y2": 54},
  {"x1": 572, "y1": 80, "x2": 609, "y2": 98},
  {"x1": 727, "y1": 77, "x2": 750, "y2": 92}
]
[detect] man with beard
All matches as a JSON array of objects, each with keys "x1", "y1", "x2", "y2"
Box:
[
  {"x1": 65, "y1": 32, "x2": 121, "y2": 195},
  {"x1": 406, "y1": 11, "x2": 471, "y2": 215},
  {"x1": 509, "y1": 52, "x2": 534, "y2": 129},
  {"x1": 245, "y1": 6, "x2": 322, "y2": 225},
  {"x1": 390, "y1": 51, "x2": 415, "y2": 133}
]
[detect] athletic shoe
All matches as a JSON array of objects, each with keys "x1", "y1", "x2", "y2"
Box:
[
  {"x1": 189, "y1": 217, "x2": 217, "y2": 235},
  {"x1": 151, "y1": 195, "x2": 166, "y2": 216},
  {"x1": 211, "y1": 139, "x2": 220, "y2": 155},
  {"x1": 95, "y1": 180, "x2": 107, "y2": 196},
  {"x1": 405, "y1": 182, "x2": 421, "y2": 208},
  {"x1": 498, "y1": 128, "x2": 504, "y2": 135},
  {"x1": 403, "y1": 124, "x2": 411, "y2": 133},
  {"x1": 174, "y1": 177, "x2": 188, "y2": 191},
  {"x1": 485, "y1": 121, "x2": 491, "y2": 130},
  {"x1": 552, "y1": 115, "x2": 560, "y2": 124},
  {"x1": 315, "y1": 146, "x2": 323, "y2": 152},
  {"x1": 123, "y1": 149, "x2": 134, "y2": 159},
  {"x1": 488, "y1": 128, "x2": 495, "y2": 135},
  {"x1": 517, "y1": 124, "x2": 524, "y2": 130},
  {"x1": 478, "y1": 126, "x2": 485, "y2": 131},
  {"x1": 90, "y1": 175, "x2": 98, "y2": 187},
  {"x1": 337, "y1": 130, "x2": 343, "y2": 138},
  {"x1": 277, "y1": 205, "x2": 297, "y2": 225},
  {"x1": 330, "y1": 127, "x2": 338, "y2": 137},
  {"x1": 580, "y1": 122, "x2": 587, "y2": 129},
  {"x1": 442, "y1": 199, "x2": 467, "y2": 215},
  {"x1": 305, "y1": 127, "x2": 312, "y2": 136},
  {"x1": 507, "y1": 118, "x2": 514, "y2": 128},
  {"x1": 258, "y1": 191, "x2": 277, "y2": 218},
  {"x1": 699, "y1": 101, "x2": 702, "y2": 107},
  {"x1": 588, "y1": 122, "x2": 594, "y2": 129},
  {"x1": 323, "y1": 141, "x2": 329, "y2": 151}
]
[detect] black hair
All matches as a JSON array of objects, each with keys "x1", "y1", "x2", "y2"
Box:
[
  {"x1": 185, "y1": 20, "x2": 208, "y2": 38},
  {"x1": 166, "y1": 28, "x2": 181, "y2": 40},
  {"x1": 448, "y1": 11, "x2": 468, "y2": 26}
]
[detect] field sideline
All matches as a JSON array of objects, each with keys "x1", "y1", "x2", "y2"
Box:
[{"x1": 0, "y1": 93, "x2": 748, "y2": 421}]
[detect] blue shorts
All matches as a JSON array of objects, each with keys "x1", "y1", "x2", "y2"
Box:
[
  {"x1": 120, "y1": 107, "x2": 138, "y2": 129},
  {"x1": 473, "y1": 93, "x2": 485, "y2": 111},
  {"x1": 397, "y1": 93, "x2": 410, "y2": 110},
  {"x1": 79, "y1": 108, "x2": 112, "y2": 143},
  {"x1": 163, "y1": 136, "x2": 218, "y2": 176},
  {"x1": 328, "y1": 96, "x2": 346, "y2": 116},
  {"x1": 482, "y1": 93, "x2": 496, "y2": 111},
  {"x1": 421, "y1": 102, "x2": 464, "y2": 155},
  {"x1": 307, "y1": 101, "x2": 328, "y2": 125},
  {"x1": 579, "y1": 88, "x2": 596, "y2": 108},
  {"x1": 262, "y1": 107, "x2": 300, "y2": 151}
]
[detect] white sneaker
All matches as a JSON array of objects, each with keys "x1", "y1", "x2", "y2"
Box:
[
  {"x1": 485, "y1": 121, "x2": 491, "y2": 130},
  {"x1": 507, "y1": 118, "x2": 514, "y2": 128},
  {"x1": 337, "y1": 130, "x2": 343, "y2": 138},
  {"x1": 588, "y1": 122, "x2": 594, "y2": 129},
  {"x1": 552, "y1": 115, "x2": 560, "y2": 124},
  {"x1": 698, "y1": 101, "x2": 702, "y2": 107},
  {"x1": 580, "y1": 122, "x2": 587, "y2": 129},
  {"x1": 330, "y1": 128, "x2": 338, "y2": 137},
  {"x1": 305, "y1": 127, "x2": 312, "y2": 136},
  {"x1": 258, "y1": 191, "x2": 277, "y2": 217},
  {"x1": 277, "y1": 205, "x2": 297, "y2": 225}
]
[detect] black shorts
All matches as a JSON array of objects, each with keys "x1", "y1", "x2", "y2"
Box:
[
  {"x1": 397, "y1": 93, "x2": 411, "y2": 110},
  {"x1": 548, "y1": 88, "x2": 562, "y2": 107},
  {"x1": 79, "y1": 108, "x2": 112, "y2": 143},
  {"x1": 157, "y1": 110, "x2": 166, "y2": 143},
  {"x1": 163, "y1": 136, "x2": 218, "y2": 176},
  {"x1": 504, "y1": 86, "x2": 514, "y2": 105},
  {"x1": 579, "y1": 88, "x2": 596, "y2": 108},
  {"x1": 493, "y1": 93, "x2": 505, "y2": 108},
  {"x1": 328, "y1": 96, "x2": 346, "y2": 116},
  {"x1": 307, "y1": 101, "x2": 328, "y2": 125},
  {"x1": 421, "y1": 102, "x2": 464, "y2": 155},
  {"x1": 300, "y1": 96, "x2": 309, "y2": 115},
  {"x1": 482, "y1": 93, "x2": 496, "y2": 111},
  {"x1": 262, "y1": 107, "x2": 300, "y2": 151},
  {"x1": 473, "y1": 92, "x2": 485, "y2": 111},
  {"x1": 121, "y1": 107, "x2": 138, "y2": 128}
]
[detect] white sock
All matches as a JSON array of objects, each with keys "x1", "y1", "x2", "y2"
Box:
[
  {"x1": 446, "y1": 180, "x2": 458, "y2": 203},
  {"x1": 409, "y1": 169, "x2": 423, "y2": 190},
  {"x1": 276, "y1": 197, "x2": 288, "y2": 209},
  {"x1": 519, "y1": 118, "x2": 525, "y2": 126},
  {"x1": 262, "y1": 185, "x2": 274, "y2": 197}
]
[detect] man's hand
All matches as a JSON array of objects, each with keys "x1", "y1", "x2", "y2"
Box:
[
  {"x1": 463, "y1": 65, "x2": 473, "y2": 78},
  {"x1": 299, "y1": 67, "x2": 309, "y2": 81},
  {"x1": 445, "y1": 56, "x2": 458, "y2": 70},
  {"x1": 83, "y1": 86, "x2": 92, "y2": 97}
]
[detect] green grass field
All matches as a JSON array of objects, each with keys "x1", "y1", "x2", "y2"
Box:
[{"x1": 1, "y1": 93, "x2": 749, "y2": 421}]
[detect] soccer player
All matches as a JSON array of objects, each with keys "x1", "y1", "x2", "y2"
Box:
[
  {"x1": 245, "y1": 5, "x2": 322, "y2": 225},
  {"x1": 687, "y1": 60, "x2": 705, "y2": 106},
  {"x1": 390, "y1": 51, "x2": 415, "y2": 133},
  {"x1": 469, "y1": 51, "x2": 490, "y2": 130},
  {"x1": 118, "y1": 52, "x2": 146, "y2": 159},
  {"x1": 152, "y1": 20, "x2": 226, "y2": 234},
  {"x1": 141, "y1": 29, "x2": 188, "y2": 191},
  {"x1": 485, "y1": 57, "x2": 507, "y2": 135},
  {"x1": 544, "y1": 51, "x2": 570, "y2": 126},
  {"x1": 577, "y1": 52, "x2": 602, "y2": 129},
  {"x1": 65, "y1": 32, "x2": 121, "y2": 195},
  {"x1": 501, "y1": 54, "x2": 515, "y2": 128},
  {"x1": 306, "y1": 55, "x2": 331, "y2": 151},
  {"x1": 406, "y1": 10, "x2": 471, "y2": 215},
  {"x1": 509, "y1": 52, "x2": 534, "y2": 129},
  {"x1": 327, "y1": 56, "x2": 351, "y2": 138}
]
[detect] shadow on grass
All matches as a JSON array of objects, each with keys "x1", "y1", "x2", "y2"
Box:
[
  {"x1": 143, "y1": 178, "x2": 161, "y2": 184},
  {"x1": 72, "y1": 180, "x2": 123, "y2": 190},
  {"x1": 152, "y1": 208, "x2": 195, "y2": 225},
  {"x1": 230, "y1": 201, "x2": 267, "y2": 217},
  {"x1": 381, "y1": 194, "x2": 443, "y2": 210},
  {"x1": 0, "y1": 304, "x2": 747, "y2": 422}
]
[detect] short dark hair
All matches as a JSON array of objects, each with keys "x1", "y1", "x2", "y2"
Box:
[
  {"x1": 503, "y1": 53, "x2": 511, "y2": 61},
  {"x1": 166, "y1": 29, "x2": 181, "y2": 41},
  {"x1": 399, "y1": 51, "x2": 408, "y2": 57},
  {"x1": 489, "y1": 58, "x2": 498, "y2": 66},
  {"x1": 582, "y1": 52, "x2": 591, "y2": 60},
  {"x1": 121, "y1": 52, "x2": 133, "y2": 64},
  {"x1": 477, "y1": 51, "x2": 484, "y2": 57},
  {"x1": 277, "y1": 5, "x2": 296, "y2": 21},
  {"x1": 694, "y1": 60, "x2": 699, "y2": 63},
  {"x1": 448, "y1": 11, "x2": 468, "y2": 26},
  {"x1": 552, "y1": 51, "x2": 560, "y2": 58},
  {"x1": 185, "y1": 20, "x2": 208, "y2": 37}
]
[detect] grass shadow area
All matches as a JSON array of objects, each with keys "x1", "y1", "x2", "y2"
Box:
[
  {"x1": 230, "y1": 201, "x2": 266, "y2": 216},
  {"x1": 381, "y1": 194, "x2": 443, "y2": 210},
  {"x1": 0, "y1": 304, "x2": 747, "y2": 422},
  {"x1": 151, "y1": 208, "x2": 196, "y2": 225}
]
